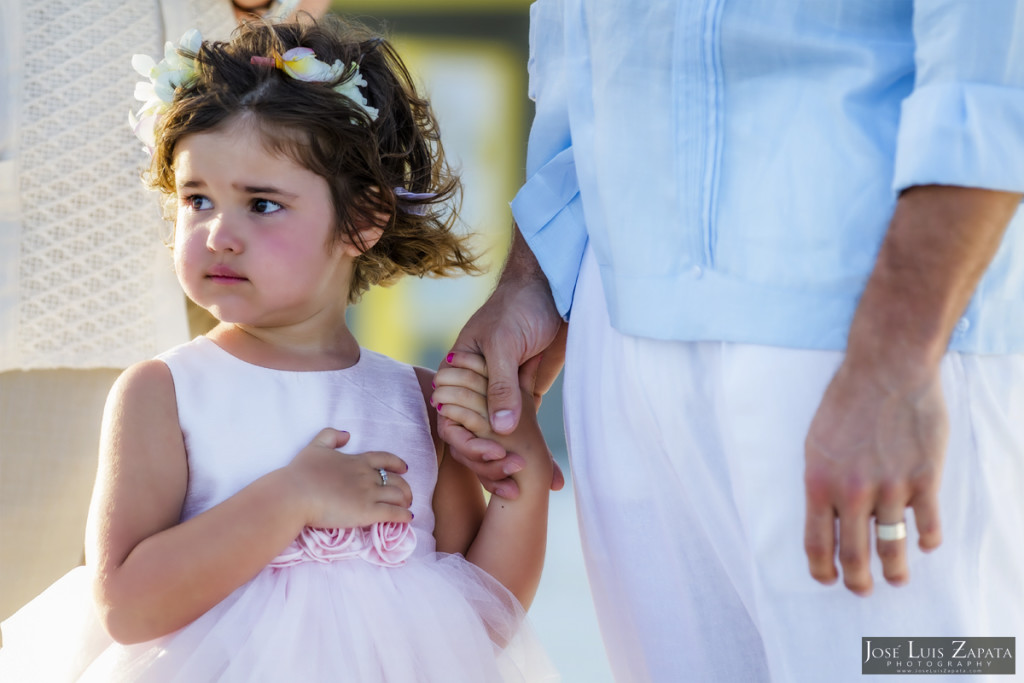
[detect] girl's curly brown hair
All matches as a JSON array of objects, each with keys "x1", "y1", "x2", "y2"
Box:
[{"x1": 149, "y1": 16, "x2": 479, "y2": 302}]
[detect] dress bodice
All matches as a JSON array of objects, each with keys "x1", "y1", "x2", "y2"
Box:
[{"x1": 157, "y1": 336, "x2": 438, "y2": 556}]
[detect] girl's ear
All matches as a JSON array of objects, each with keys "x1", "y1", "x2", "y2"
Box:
[{"x1": 339, "y1": 214, "x2": 387, "y2": 257}]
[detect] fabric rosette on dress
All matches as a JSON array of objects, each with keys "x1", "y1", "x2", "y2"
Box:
[{"x1": 269, "y1": 522, "x2": 416, "y2": 568}]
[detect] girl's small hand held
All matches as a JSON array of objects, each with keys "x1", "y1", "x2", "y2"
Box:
[
  {"x1": 283, "y1": 427, "x2": 413, "y2": 529},
  {"x1": 434, "y1": 353, "x2": 554, "y2": 493}
]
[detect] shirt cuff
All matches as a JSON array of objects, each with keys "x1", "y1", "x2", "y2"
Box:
[
  {"x1": 893, "y1": 82, "x2": 1024, "y2": 194},
  {"x1": 510, "y1": 146, "x2": 587, "y2": 318}
]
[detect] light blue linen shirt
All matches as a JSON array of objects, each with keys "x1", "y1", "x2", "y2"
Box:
[{"x1": 511, "y1": 0, "x2": 1024, "y2": 352}]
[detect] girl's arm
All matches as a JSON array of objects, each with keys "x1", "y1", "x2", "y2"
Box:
[
  {"x1": 428, "y1": 354, "x2": 553, "y2": 609},
  {"x1": 88, "y1": 360, "x2": 411, "y2": 644}
]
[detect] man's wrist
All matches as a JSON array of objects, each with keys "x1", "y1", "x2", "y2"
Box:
[
  {"x1": 845, "y1": 185, "x2": 1021, "y2": 382},
  {"x1": 500, "y1": 223, "x2": 549, "y2": 286}
]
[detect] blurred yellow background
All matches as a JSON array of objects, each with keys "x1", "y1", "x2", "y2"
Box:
[
  {"x1": 333, "y1": 3, "x2": 613, "y2": 681},
  {"x1": 341, "y1": 1, "x2": 528, "y2": 369}
]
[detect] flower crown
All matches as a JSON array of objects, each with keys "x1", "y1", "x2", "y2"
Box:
[{"x1": 129, "y1": 30, "x2": 378, "y2": 153}]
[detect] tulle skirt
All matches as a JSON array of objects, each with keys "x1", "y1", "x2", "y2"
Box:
[{"x1": 0, "y1": 554, "x2": 558, "y2": 682}]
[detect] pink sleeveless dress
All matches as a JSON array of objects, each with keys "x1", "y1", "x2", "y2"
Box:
[{"x1": 0, "y1": 337, "x2": 557, "y2": 682}]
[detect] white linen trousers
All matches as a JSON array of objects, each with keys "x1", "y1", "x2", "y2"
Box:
[{"x1": 563, "y1": 247, "x2": 1024, "y2": 682}]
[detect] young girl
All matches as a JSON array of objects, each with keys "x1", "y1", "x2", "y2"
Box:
[{"x1": 0, "y1": 16, "x2": 557, "y2": 682}]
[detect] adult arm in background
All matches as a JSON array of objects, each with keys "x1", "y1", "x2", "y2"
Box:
[
  {"x1": 805, "y1": 185, "x2": 1022, "y2": 597},
  {"x1": 804, "y1": 0, "x2": 1024, "y2": 595},
  {"x1": 438, "y1": 226, "x2": 567, "y2": 499}
]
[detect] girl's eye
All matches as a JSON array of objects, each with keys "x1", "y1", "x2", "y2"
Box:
[
  {"x1": 184, "y1": 195, "x2": 212, "y2": 211},
  {"x1": 252, "y1": 198, "x2": 283, "y2": 215}
]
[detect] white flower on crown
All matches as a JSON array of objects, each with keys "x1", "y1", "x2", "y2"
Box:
[
  {"x1": 128, "y1": 29, "x2": 203, "y2": 152},
  {"x1": 275, "y1": 48, "x2": 379, "y2": 121},
  {"x1": 333, "y1": 63, "x2": 379, "y2": 121}
]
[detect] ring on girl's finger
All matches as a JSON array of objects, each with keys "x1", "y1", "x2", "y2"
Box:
[
  {"x1": 875, "y1": 519, "x2": 907, "y2": 541},
  {"x1": 377, "y1": 468, "x2": 388, "y2": 487}
]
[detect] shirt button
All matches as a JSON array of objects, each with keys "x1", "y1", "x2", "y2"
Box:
[{"x1": 954, "y1": 317, "x2": 970, "y2": 335}]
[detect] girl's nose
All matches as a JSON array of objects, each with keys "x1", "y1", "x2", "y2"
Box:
[{"x1": 205, "y1": 214, "x2": 243, "y2": 253}]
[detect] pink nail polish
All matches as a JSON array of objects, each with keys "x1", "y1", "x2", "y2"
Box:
[
  {"x1": 436, "y1": 403, "x2": 444, "y2": 411},
  {"x1": 446, "y1": 352, "x2": 454, "y2": 364},
  {"x1": 431, "y1": 380, "x2": 435, "y2": 389}
]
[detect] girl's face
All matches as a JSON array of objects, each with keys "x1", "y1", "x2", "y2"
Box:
[{"x1": 172, "y1": 120, "x2": 355, "y2": 329}]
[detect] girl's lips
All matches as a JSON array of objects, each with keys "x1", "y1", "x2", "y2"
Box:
[{"x1": 206, "y1": 265, "x2": 247, "y2": 282}]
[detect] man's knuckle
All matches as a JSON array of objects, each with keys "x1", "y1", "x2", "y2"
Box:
[
  {"x1": 839, "y1": 479, "x2": 872, "y2": 507},
  {"x1": 804, "y1": 538, "x2": 832, "y2": 560},
  {"x1": 488, "y1": 380, "x2": 518, "y2": 402},
  {"x1": 838, "y1": 547, "x2": 866, "y2": 569}
]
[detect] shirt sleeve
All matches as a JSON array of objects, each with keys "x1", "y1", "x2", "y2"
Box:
[
  {"x1": 510, "y1": 0, "x2": 587, "y2": 319},
  {"x1": 893, "y1": 1, "x2": 1024, "y2": 194}
]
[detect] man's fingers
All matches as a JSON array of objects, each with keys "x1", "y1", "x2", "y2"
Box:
[
  {"x1": 469, "y1": 454, "x2": 524, "y2": 484},
  {"x1": 472, "y1": 341, "x2": 524, "y2": 435},
  {"x1": 439, "y1": 418, "x2": 521, "y2": 485},
  {"x1": 534, "y1": 320, "x2": 568, "y2": 396},
  {"x1": 490, "y1": 477, "x2": 522, "y2": 500},
  {"x1": 871, "y1": 480, "x2": 910, "y2": 585},
  {"x1": 804, "y1": 465, "x2": 839, "y2": 584},
  {"x1": 837, "y1": 507, "x2": 874, "y2": 596},
  {"x1": 437, "y1": 419, "x2": 506, "y2": 462},
  {"x1": 550, "y1": 460, "x2": 565, "y2": 492},
  {"x1": 874, "y1": 516, "x2": 909, "y2": 587},
  {"x1": 518, "y1": 354, "x2": 543, "y2": 402},
  {"x1": 911, "y1": 490, "x2": 943, "y2": 552},
  {"x1": 804, "y1": 504, "x2": 838, "y2": 585}
]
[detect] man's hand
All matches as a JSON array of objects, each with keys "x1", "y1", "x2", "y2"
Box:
[
  {"x1": 438, "y1": 226, "x2": 566, "y2": 498},
  {"x1": 804, "y1": 359, "x2": 946, "y2": 595},
  {"x1": 804, "y1": 185, "x2": 1021, "y2": 594}
]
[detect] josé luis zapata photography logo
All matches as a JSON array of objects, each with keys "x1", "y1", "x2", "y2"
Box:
[{"x1": 862, "y1": 637, "x2": 1015, "y2": 675}]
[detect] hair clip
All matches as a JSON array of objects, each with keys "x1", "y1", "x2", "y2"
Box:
[
  {"x1": 358, "y1": 37, "x2": 385, "y2": 65},
  {"x1": 394, "y1": 187, "x2": 436, "y2": 216}
]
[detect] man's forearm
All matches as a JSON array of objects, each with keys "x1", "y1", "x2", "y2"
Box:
[
  {"x1": 500, "y1": 223, "x2": 549, "y2": 285},
  {"x1": 846, "y1": 185, "x2": 1022, "y2": 382}
]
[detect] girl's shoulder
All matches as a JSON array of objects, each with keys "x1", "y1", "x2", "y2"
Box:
[
  {"x1": 112, "y1": 358, "x2": 175, "y2": 403},
  {"x1": 105, "y1": 358, "x2": 180, "y2": 438}
]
